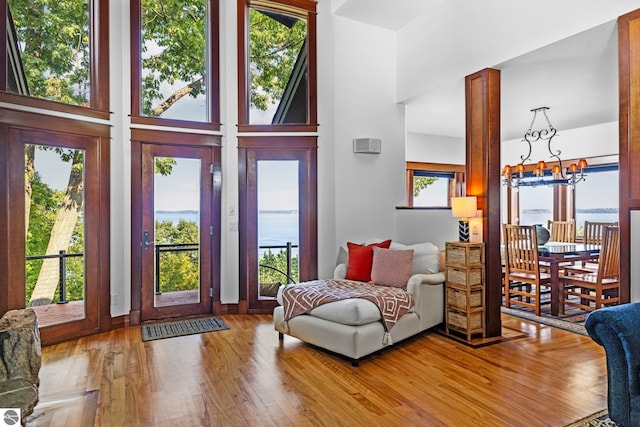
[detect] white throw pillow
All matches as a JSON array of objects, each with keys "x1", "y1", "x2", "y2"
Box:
[{"x1": 390, "y1": 242, "x2": 440, "y2": 275}]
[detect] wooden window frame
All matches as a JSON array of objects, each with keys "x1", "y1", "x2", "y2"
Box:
[
  {"x1": 130, "y1": 0, "x2": 220, "y2": 130},
  {"x1": 237, "y1": 0, "x2": 318, "y2": 133},
  {"x1": 403, "y1": 162, "x2": 465, "y2": 208},
  {"x1": 0, "y1": 0, "x2": 110, "y2": 119}
]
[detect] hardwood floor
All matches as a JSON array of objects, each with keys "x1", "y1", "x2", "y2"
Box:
[{"x1": 28, "y1": 314, "x2": 607, "y2": 427}]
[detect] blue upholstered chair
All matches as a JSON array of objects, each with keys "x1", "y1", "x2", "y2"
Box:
[{"x1": 585, "y1": 303, "x2": 640, "y2": 427}]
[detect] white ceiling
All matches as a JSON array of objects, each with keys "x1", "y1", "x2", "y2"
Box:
[
  {"x1": 336, "y1": 1, "x2": 620, "y2": 141},
  {"x1": 334, "y1": 0, "x2": 443, "y2": 31}
]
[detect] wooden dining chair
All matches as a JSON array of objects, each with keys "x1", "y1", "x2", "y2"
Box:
[
  {"x1": 503, "y1": 224, "x2": 552, "y2": 316},
  {"x1": 562, "y1": 226, "x2": 620, "y2": 312},
  {"x1": 582, "y1": 221, "x2": 618, "y2": 266},
  {"x1": 547, "y1": 220, "x2": 576, "y2": 243}
]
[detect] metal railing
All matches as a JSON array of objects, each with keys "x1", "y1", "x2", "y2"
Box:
[
  {"x1": 259, "y1": 242, "x2": 298, "y2": 285},
  {"x1": 25, "y1": 250, "x2": 84, "y2": 304},
  {"x1": 154, "y1": 243, "x2": 199, "y2": 294}
]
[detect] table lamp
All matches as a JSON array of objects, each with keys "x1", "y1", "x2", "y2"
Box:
[{"x1": 451, "y1": 196, "x2": 477, "y2": 242}]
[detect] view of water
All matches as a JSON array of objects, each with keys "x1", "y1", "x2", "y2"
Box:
[
  {"x1": 520, "y1": 212, "x2": 619, "y2": 233},
  {"x1": 156, "y1": 210, "x2": 299, "y2": 248}
]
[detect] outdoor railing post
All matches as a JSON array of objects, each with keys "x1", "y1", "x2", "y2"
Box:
[
  {"x1": 286, "y1": 242, "x2": 292, "y2": 284},
  {"x1": 155, "y1": 244, "x2": 161, "y2": 295},
  {"x1": 57, "y1": 250, "x2": 69, "y2": 304}
]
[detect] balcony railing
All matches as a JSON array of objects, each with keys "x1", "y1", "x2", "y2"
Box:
[
  {"x1": 25, "y1": 250, "x2": 83, "y2": 304},
  {"x1": 154, "y1": 243, "x2": 199, "y2": 294}
]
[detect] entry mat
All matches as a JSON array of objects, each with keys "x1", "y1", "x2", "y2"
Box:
[{"x1": 141, "y1": 317, "x2": 229, "y2": 342}]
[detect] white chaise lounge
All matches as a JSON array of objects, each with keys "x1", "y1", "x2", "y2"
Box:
[{"x1": 273, "y1": 240, "x2": 445, "y2": 366}]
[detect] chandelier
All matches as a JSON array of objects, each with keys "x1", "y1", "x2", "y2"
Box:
[{"x1": 502, "y1": 107, "x2": 588, "y2": 188}]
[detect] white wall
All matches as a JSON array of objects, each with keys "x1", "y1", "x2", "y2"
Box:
[
  {"x1": 396, "y1": 0, "x2": 640, "y2": 103},
  {"x1": 406, "y1": 132, "x2": 465, "y2": 164},
  {"x1": 332, "y1": 17, "x2": 406, "y2": 253},
  {"x1": 501, "y1": 121, "x2": 619, "y2": 166}
]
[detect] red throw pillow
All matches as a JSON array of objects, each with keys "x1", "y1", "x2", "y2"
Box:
[{"x1": 345, "y1": 239, "x2": 392, "y2": 282}]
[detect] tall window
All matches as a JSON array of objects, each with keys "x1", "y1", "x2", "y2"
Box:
[
  {"x1": 517, "y1": 184, "x2": 554, "y2": 225},
  {"x1": 574, "y1": 167, "x2": 619, "y2": 236},
  {"x1": 131, "y1": 0, "x2": 220, "y2": 128},
  {"x1": 238, "y1": 0, "x2": 317, "y2": 131},
  {"x1": 2, "y1": 0, "x2": 109, "y2": 114}
]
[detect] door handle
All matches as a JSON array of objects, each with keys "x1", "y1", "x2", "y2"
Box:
[{"x1": 144, "y1": 230, "x2": 151, "y2": 249}]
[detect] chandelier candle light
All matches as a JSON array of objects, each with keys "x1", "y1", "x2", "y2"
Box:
[
  {"x1": 502, "y1": 107, "x2": 588, "y2": 188},
  {"x1": 451, "y1": 196, "x2": 477, "y2": 242}
]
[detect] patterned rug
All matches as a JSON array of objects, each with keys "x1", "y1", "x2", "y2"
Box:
[
  {"x1": 501, "y1": 306, "x2": 589, "y2": 336},
  {"x1": 141, "y1": 317, "x2": 229, "y2": 341},
  {"x1": 565, "y1": 409, "x2": 619, "y2": 426}
]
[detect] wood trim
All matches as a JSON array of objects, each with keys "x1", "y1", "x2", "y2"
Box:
[
  {"x1": 237, "y1": 124, "x2": 319, "y2": 133},
  {"x1": 92, "y1": 0, "x2": 110, "y2": 112},
  {"x1": 130, "y1": 140, "x2": 142, "y2": 325},
  {"x1": 130, "y1": 128, "x2": 222, "y2": 146},
  {"x1": 618, "y1": 8, "x2": 640, "y2": 304},
  {"x1": 465, "y1": 68, "x2": 501, "y2": 338},
  {"x1": 238, "y1": 135, "x2": 317, "y2": 148},
  {"x1": 0, "y1": 2, "x2": 8, "y2": 93},
  {"x1": 406, "y1": 162, "x2": 465, "y2": 172},
  {"x1": 0, "y1": 93, "x2": 111, "y2": 120},
  {"x1": 0, "y1": 108, "x2": 110, "y2": 137}
]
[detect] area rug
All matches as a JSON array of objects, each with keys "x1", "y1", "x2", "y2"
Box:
[
  {"x1": 141, "y1": 317, "x2": 229, "y2": 341},
  {"x1": 565, "y1": 409, "x2": 619, "y2": 426},
  {"x1": 501, "y1": 306, "x2": 589, "y2": 336}
]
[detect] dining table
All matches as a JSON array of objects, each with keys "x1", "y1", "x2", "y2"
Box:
[{"x1": 537, "y1": 242, "x2": 601, "y2": 316}]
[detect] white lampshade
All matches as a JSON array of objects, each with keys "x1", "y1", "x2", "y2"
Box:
[{"x1": 451, "y1": 196, "x2": 477, "y2": 219}]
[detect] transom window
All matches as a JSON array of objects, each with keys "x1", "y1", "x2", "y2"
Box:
[
  {"x1": 3, "y1": 0, "x2": 109, "y2": 114},
  {"x1": 237, "y1": 0, "x2": 317, "y2": 131},
  {"x1": 131, "y1": 0, "x2": 220, "y2": 128}
]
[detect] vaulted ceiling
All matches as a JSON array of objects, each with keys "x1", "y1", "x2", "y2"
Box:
[{"x1": 335, "y1": 1, "x2": 619, "y2": 141}]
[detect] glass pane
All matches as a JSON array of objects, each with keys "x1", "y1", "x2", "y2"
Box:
[
  {"x1": 249, "y1": 7, "x2": 307, "y2": 124},
  {"x1": 154, "y1": 157, "x2": 201, "y2": 307},
  {"x1": 257, "y1": 161, "x2": 299, "y2": 299},
  {"x1": 25, "y1": 145, "x2": 86, "y2": 327},
  {"x1": 574, "y1": 170, "x2": 619, "y2": 236},
  {"x1": 413, "y1": 177, "x2": 449, "y2": 207},
  {"x1": 140, "y1": 0, "x2": 208, "y2": 121},
  {"x1": 8, "y1": 0, "x2": 91, "y2": 105},
  {"x1": 518, "y1": 185, "x2": 553, "y2": 226}
]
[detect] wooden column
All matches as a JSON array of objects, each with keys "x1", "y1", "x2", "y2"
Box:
[
  {"x1": 465, "y1": 68, "x2": 501, "y2": 337},
  {"x1": 618, "y1": 8, "x2": 640, "y2": 304}
]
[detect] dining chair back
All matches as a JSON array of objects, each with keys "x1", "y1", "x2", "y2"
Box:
[
  {"x1": 547, "y1": 220, "x2": 576, "y2": 243},
  {"x1": 583, "y1": 221, "x2": 619, "y2": 245},
  {"x1": 503, "y1": 224, "x2": 552, "y2": 316},
  {"x1": 562, "y1": 226, "x2": 620, "y2": 311}
]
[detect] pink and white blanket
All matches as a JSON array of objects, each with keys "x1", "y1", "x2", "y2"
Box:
[{"x1": 281, "y1": 279, "x2": 415, "y2": 332}]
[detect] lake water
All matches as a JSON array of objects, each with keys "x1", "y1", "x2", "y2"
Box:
[
  {"x1": 156, "y1": 210, "x2": 299, "y2": 249},
  {"x1": 520, "y1": 212, "x2": 619, "y2": 232}
]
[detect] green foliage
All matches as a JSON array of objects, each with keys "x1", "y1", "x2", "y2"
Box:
[
  {"x1": 140, "y1": 0, "x2": 206, "y2": 116},
  {"x1": 249, "y1": 9, "x2": 306, "y2": 111},
  {"x1": 25, "y1": 171, "x2": 85, "y2": 304},
  {"x1": 259, "y1": 249, "x2": 299, "y2": 285},
  {"x1": 414, "y1": 177, "x2": 440, "y2": 197},
  {"x1": 155, "y1": 157, "x2": 177, "y2": 176},
  {"x1": 155, "y1": 220, "x2": 200, "y2": 292},
  {"x1": 10, "y1": 0, "x2": 90, "y2": 105}
]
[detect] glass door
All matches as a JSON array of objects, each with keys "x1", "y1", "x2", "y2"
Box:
[
  {"x1": 240, "y1": 146, "x2": 317, "y2": 313},
  {"x1": 257, "y1": 160, "x2": 300, "y2": 299},
  {"x1": 140, "y1": 144, "x2": 214, "y2": 321}
]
